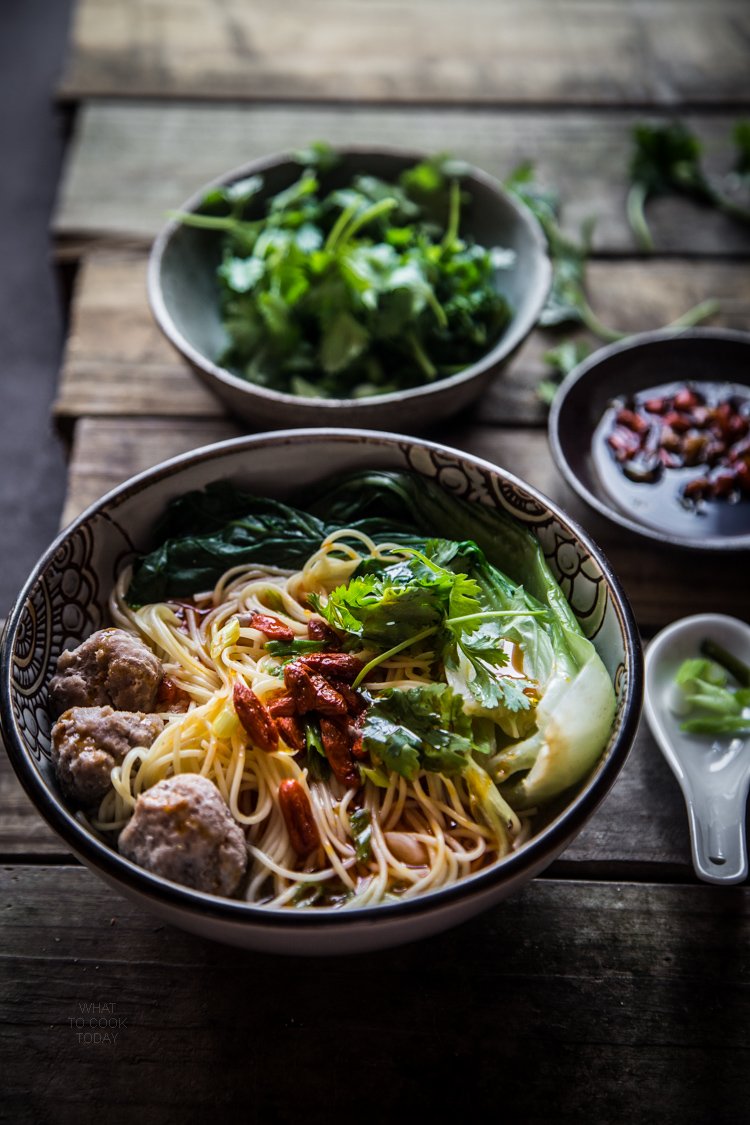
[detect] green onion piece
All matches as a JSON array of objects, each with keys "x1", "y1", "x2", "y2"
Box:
[
  {"x1": 212, "y1": 705, "x2": 241, "y2": 739},
  {"x1": 700, "y1": 638, "x2": 750, "y2": 688}
]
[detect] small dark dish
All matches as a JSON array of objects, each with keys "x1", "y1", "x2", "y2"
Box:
[
  {"x1": 148, "y1": 147, "x2": 551, "y2": 431},
  {"x1": 549, "y1": 328, "x2": 750, "y2": 552}
]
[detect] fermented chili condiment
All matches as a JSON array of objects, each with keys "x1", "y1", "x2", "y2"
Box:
[
  {"x1": 591, "y1": 379, "x2": 750, "y2": 540},
  {"x1": 602, "y1": 382, "x2": 750, "y2": 502}
]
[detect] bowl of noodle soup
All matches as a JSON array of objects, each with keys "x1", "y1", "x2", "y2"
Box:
[{"x1": 0, "y1": 430, "x2": 641, "y2": 954}]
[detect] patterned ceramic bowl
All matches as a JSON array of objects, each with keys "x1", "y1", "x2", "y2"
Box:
[
  {"x1": 148, "y1": 147, "x2": 551, "y2": 431},
  {"x1": 0, "y1": 430, "x2": 642, "y2": 954}
]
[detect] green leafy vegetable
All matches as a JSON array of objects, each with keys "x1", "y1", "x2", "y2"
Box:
[
  {"x1": 362, "y1": 683, "x2": 473, "y2": 780},
  {"x1": 673, "y1": 652, "x2": 750, "y2": 736},
  {"x1": 627, "y1": 120, "x2": 750, "y2": 252},
  {"x1": 350, "y1": 808, "x2": 372, "y2": 863},
  {"x1": 173, "y1": 149, "x2": 513, "y2": 399},
  {"x1": 303, "y1": 715, "x2": 331, "y2": 783},
  {"x1": 503, "y1": 159, "x2": 719, "y2": 402},
  {"x1": 126, "y1": 479, "x2": 426, "y2": 605},
  {"x1": 265, "y1": 637, "x2": 328, "y2": 660},
  {"x1": 700, "y1": 638, "x2": 750, "y2": 688}
]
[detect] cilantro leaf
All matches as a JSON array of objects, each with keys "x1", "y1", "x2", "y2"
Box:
[
  {"x1": 174, "y1": 150, "x2": 514, "y2": 399},
  {"x1": 362, "y1": 684, "x2": 472, "y2": 780},
  {"x1": 350, "y1": 808, "x2": 372, "y2": 863}
]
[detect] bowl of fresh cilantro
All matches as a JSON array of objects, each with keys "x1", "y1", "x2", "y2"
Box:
[{"x1": 148, "y1": 144, "x2": 551, "y2": 431}]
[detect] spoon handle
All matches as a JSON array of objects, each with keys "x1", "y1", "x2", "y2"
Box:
[{"x1": 685, "y1": 783, "x2": 749, "y2": 885}]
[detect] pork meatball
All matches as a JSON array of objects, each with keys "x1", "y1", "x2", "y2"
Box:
[
  {"x1": 51, "y1": 705, "x2": 164, "y2": 806},
  {"x1": 118, "y1": 774, "x2": 247, "y2": 897},
  {"x1": 49, "y1": 628, "x2": 163, "y2": 716}
]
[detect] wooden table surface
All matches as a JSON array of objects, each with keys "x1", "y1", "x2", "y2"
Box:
[{"x1": 3, "y1": 2, "x2": 750, "y2": 1121}]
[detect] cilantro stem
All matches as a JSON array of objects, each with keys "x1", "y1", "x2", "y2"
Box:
[
  {"x1": 352, "y1": 624, "x2": 440, "y2": 689},
  {"x1": 324, "y1": 197, "x2": 362, "y2": 253},
  {"x1": 168, "y1": 210, "x2": 246, "y2": 231},
  {"x1": 407, "y1": 329, "x2": 438, "y2": 380},
  {"x1": 666, "y1": 298, "x2": 720, "y2": 329},
  {"x1": 425, "y1": 288, "x2": 448, "y2": 329},
  {"x1": 576, "y1": 296, "x2": 627, "y2": 344},
  {"x1": 327, "y1": 197, "x2": 399, "y2": 253},
  {"x1": 626, "y1": 181, "x2": 654, "y2": 252},
  {"x1": 440, "y1": 178, "x2": 461, "y2": 253},
  {"x1": 446, "y1": 609, "x2": 547, "y2": 627}
]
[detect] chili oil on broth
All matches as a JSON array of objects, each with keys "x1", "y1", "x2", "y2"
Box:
[{"x1": 88, "y1": 529, "x2": 533, "y2": 910}]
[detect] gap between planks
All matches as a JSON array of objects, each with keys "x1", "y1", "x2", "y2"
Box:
[
  {"x1": 2, "y1": 866, "x2": 748, "y2": 1125},
  {"x1": 54, "y1": 102, "x2": 750, "y2": 255},
  {"x1": 58, "y1": 413, "x2": 750, "y2": 630},
  {"x1": 53, "y1": 249, "x2": 750, "y2": 434}
]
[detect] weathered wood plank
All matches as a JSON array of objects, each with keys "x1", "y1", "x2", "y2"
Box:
[
  {"x1": 53, "y1": 102, "x2": 750, "y2": 255},
  {"x1": 53, "y1": 249, "x2": 750, "y2": 430},
  {"x1": 60, "y1": 416, "x2": 242, "y2": 528},
  {"x1": 2, "y1": 866, "x2": 748, "y2": 1124},
  {"x1": 60, "y1": 416, "x2": 750, "y2": 630},
  {"x1": 0, "y1": 746, "x2": 64, "y2": 856},
  {"x1": 58, "y1": 0, "x2": 750, "y2": 106}
]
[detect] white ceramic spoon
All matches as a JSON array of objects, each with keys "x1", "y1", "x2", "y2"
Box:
[{"x1": 644, "y1": 613, "x2": 750, "y2": 885}]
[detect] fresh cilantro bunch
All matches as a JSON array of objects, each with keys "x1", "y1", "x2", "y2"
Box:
[{"x1": 172, "y1": 145, "x2": 513, "y2": 399}]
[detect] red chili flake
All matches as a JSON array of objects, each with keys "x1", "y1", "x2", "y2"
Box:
[
  {"x1": 156, "y1": 676, "x2": 192, "y2": 712},
  {"x1": 711, "y1": 470, "x2": 738, "y2": 498},
  {"x1": 673, "y1": 388, "x2": 703, "y2": 411},
  {"x1": 328, "y1": 678, "x2": 368, "y2": 717},
  {"x1": 615, "y1": 408, "x2": 650, "y2": 435},
  {"x1": 267, "y1": 692, "x2": 296, "y2": 718},
  {"x1": 657, "y1": 448, "x2": 681, "y2": 469},
  {"x1": 662, "y1": 411, "x2": 692, "y2": 435},
  {"x1": 278, "y1": 779, "x2": 320, "y2": 856},
  {"x1": 607, "y1": 428, "x2": 641, "y2": 462},
  {"x1": 349, "y1": 713, "x2": 367, "y2": 760},
  {"x1": 244, "y1": 613, "x2": 294, "y2": 641},
  {"x1": 683, "y1": 477, "x2": 711, "y2": 501},
  {"x1": 728, "y1": 414, "x2": 749, "y2": 442}
]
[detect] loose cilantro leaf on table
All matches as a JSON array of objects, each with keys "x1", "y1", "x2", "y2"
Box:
[
  {"x1": 502, "y1": 159, "x2": 720, "y2": 404},
  {"x1": 627, "y1": 120, "x2": 750, "y2": 252}
]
